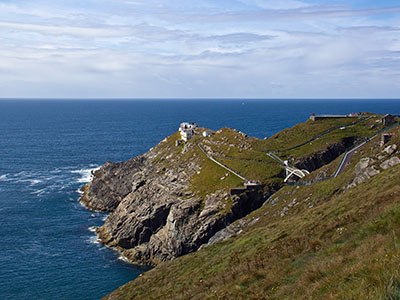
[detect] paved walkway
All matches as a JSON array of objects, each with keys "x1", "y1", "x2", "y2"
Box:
[
  {"x1": 333, "y1": 140, "x2": 368, "y2": 177},
  {"x1": 267, "y1": 152, "x2": 310, "y2": 182},
  {"x1": 276, "y1": 116, "x2": 371, "y2": 153},
  {"x1": 197, "y1": 144, "x2": 248, "y2": 181}
]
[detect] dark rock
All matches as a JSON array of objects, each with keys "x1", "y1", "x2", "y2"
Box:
[
  {"x1": 80, "y1": 135, "x2": 274, "y2": 265},
  {"x1": 294, "y1": 137, "x2": 356, "y2": 172}
]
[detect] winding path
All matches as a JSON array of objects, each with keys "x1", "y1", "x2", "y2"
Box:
[
  {"x1": 276, "y1": 116, "x2": 370, "y2": 153},
  {"x1": 333, "y1": 140, "x2": 368, "y2": 177},
  {"x1": 197, "y1": 144, "x2": 248, "y2": 181}
]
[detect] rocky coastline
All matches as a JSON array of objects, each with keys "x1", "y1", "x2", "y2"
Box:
[
  {"x1": 79, "y1": 128, "x2": 276, "y2": 265},
  {"x1": 80, "y1": 117, "x2": 385, "y2": 266}
]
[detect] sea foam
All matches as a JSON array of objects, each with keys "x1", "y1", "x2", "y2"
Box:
[{"x1": 71, "y1": 166, "x2": 100, "y2": 184}]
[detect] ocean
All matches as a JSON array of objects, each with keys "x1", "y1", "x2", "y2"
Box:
[{"x1": 0, "y1": 99, "x2": 399, "y2": 300}]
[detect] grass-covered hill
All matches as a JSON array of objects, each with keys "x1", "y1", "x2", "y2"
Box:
[
  {"x1": 101, "y1": 114, "x2": 400, "y2": 300},
  {"x1": 184, "y1": 114, "x2": 383, "y2": 194}
]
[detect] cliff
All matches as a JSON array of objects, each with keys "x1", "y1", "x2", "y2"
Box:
[
  {"x1": 102, "y1": 117, "x2": 400, "y2": 300},
  {"x1": 80, "y1": 115, "x2": 385, "y2": 265},
  {"x1": 81, "y1": 128, "x2": 280, "y2": 265}
]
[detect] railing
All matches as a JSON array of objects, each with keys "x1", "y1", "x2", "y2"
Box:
[
  {"x1": 274, "y1": 116, "x2": 371, "y2": 153},
  {"x1": 197, "y1": 144, "x2": 248, "y2": 181},
  {"x1": 287, "y1": 122, "x2": 400, "y2": 186}
]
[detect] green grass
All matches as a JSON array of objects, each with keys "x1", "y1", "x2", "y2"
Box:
[
  {"x1": 218, "y1": 158, "x2": 283, "y2": 183},
  {"x1": 190, "y1": 147, "x2": 244, "y2": 198},
  {"x1": 276, "y1": 116, "x2": 384, "y2": 160},
  {"x1": 259, "y1": 117, "x2": 358, "y2": 151},
  {"x1": 103, "y1": 124, "x2": 400, "y2": 300}
]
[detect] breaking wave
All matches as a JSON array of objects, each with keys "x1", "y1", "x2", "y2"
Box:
[
  {"x1": 0, "y1": 165, "x2": 100, "y2": 197},
  {"x1": 70, "y1": 167, "x2": 100, "y2": 184}
]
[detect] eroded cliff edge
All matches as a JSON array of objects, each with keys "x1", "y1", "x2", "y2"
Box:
[
  {"x1": 80, "y1": 128, "x2": 279, "y2": 265},
  {"x1": 80, "y1": 116, "x2": 383, "y2": 265}
]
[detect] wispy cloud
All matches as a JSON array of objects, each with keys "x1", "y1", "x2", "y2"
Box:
[
  {"x1": 0, "y1": 0, "x2": 400, "y2": 98},
  {"x1": 0, "y1": 21, "x2": 133, "y2": 38}
]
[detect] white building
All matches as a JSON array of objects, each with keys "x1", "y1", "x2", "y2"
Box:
[
  {"x1": 179, "y1": 122, "x2": 197, "y2": 141},
  {"x1": 202, "y1": 131, "x2": 212, "y2": 137}
]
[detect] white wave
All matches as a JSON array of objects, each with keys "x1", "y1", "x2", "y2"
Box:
[
  {"x1": 71, "y1": 166, "x2": 100, "y2": 183},
  {"x1": 29, "y1": 179, "x2": 42, "y2": 185},
  {"x1": 32, "y1": 188, "x2": 46, "y2": 195},
  {"x1": 88, "y1": 226, "x2": 98, "y2": 232},
  {"x1": 101, "y1": 214, "x2": 109, "y2": 221},
  {"x1": 1, "y1": 171, "x2": 43, "y2": 185},
  {"x1": 89, "y1": 236, "x2": 101, "y2": 244},
  {"x1": 14, "y1": 178, "x2": 42, "y2": 186},
  {"x1": 118, "y1": 255, "x2": 131, "y2": 263}
]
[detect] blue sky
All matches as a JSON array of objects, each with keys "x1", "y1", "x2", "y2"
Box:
[{"x1": 0, "y1": 0, "x2": 400, "y2": 98}]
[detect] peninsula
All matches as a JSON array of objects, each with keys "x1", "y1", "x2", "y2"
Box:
[{"x1": 80, "y1": 113, "x2": 400, "y2": 299}]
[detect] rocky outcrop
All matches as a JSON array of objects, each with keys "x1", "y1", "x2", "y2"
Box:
[
  {"x1": 80, "y1": 132, "x2": 273, "y2": 265},
  {"x1": 294, "y1": 137, "x2": 356, "y2": 171},
  {"x1": 383, "y1": 144, "x2": 397, "y2": 155},
  {"x1": 80, "y1": 156, "x2": 148, "y2": 212},
  {"x1": 346, "y1": 157, "x2": 380, "y2": 189},
  {"x1": 380, "y1": 156, "x2": 400, "y2": 170},
  {"x1": 346, "y1": 144, "x2": 399, "y2": 189},
  {"x1": 80, "y1": 125, "x2": 380, "y2": 266},
  {"x1": 116, "y1": 187, "x2": 269, "y2": 265}
]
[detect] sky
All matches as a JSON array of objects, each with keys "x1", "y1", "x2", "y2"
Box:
[{"x1": 0, "y1": 0, "x2": 400, "y2": 98}]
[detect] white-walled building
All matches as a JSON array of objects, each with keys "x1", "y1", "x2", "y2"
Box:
[
  {"x1": 179, "y1": 122, "x2": 197, "y2": 141},
  {"x1": 202, "y1": 131, "x2": 212, "y2": 137}
]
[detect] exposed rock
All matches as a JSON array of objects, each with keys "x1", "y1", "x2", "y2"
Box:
[
  {"x1": 346, "y1": 157, "x2": 380, "y2": 189},
  {"x1": 203, "y1": 217, "x2": 260, "y2": 247},
  {"x1": 80, "y1": 157, "x2": 148, "y2": 212},
  {"x1": 280, "y1": 206, "x2": 289, "y2": 217},
  {"x1": 79, "y1": 123, "x2": 376, "y2": 266},
  {"x1": 80, "y1": 132, "x2": 273, "y2": 265},
  {"x1": 355, "y1": 157, "x2": 374, "y2": 175},
  {"x1": 383, "y1": 144, "x2": 397, "y2": 155},
  {"x1": 380, "y1": 157, "x2": 400, "y2": 170},
  {"x1": 295, "y1": 137, "x2": 355, "y2": 172}
]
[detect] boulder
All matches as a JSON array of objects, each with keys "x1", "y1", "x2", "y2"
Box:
[
  {"x1": 383, "y1": 144, "x2": 397, "y2": 155},
  {"x1": 380, "y1": 157, "x2": 400, "y2": 170}
]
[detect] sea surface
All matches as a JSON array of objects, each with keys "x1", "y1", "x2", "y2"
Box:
[{"x1": 0, "y1": 99, "x2": 399, "y2": 300}]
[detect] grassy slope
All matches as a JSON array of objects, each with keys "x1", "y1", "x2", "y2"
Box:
[
  {"x1": 104, "y1": 125, "x2": 400, "y2": 300},
  {"x1": 195, "y1": 117, "x2": 382, "y2": 184}
]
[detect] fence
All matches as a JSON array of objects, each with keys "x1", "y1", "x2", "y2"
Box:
[{"x1": 286, "y1": 122, "x2": 400, "y2": 186}]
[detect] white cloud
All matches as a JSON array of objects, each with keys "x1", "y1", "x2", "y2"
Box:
[
  {"x1": 0, "y1": 21, "x2": 133, "y2": 38},
  {"x1": 0, "y1": 1, "x2": 400, "y2": 98}
]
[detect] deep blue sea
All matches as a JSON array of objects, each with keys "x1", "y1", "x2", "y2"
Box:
[{"x1": 0, "y1": 99, "x2": 399, "y2": 300}]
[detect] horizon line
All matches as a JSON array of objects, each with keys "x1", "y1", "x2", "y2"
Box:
[{"x1": 0, "y1": 97, "x2": 400, "y2": 101}]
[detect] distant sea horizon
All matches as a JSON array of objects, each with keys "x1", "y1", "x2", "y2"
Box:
[
  {"x1": 1, "y1": 98, "x2": 399, "y2": 300},
  {"x1": 1, "y1": 97, "x2": 400, "y2": 101}
]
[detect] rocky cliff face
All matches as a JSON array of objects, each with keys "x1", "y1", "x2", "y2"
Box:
[
  {"x1": 294, "y1": 137, "x2": 356, "y2": 171},
  {"x1": 80, "y1": 122, "x2": 375, "y2": 266},
  {"x1": 80, "y1": 131, "x2": 273, "y2": 265}
]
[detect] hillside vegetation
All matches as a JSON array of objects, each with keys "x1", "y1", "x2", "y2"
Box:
[{"x1": 102, "y1": 114, "x2": 400, "y2": 300}]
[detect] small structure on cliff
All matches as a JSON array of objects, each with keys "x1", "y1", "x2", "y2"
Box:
[
  {"x1": 381, "y1": 114, "x2": 395, "y2": 126},
  {"x1": 179, "y1": 122, "x2": 197, "y2": 141},
  {"x1": 230, "y1": 180, "x2": 263, "y2": 196},
  {"x1": 309, "y1": 114, "x2": 358, "y2": 121},
  {"x1": 381, "y1": 133, "x2": 395, "y2": 146}
]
